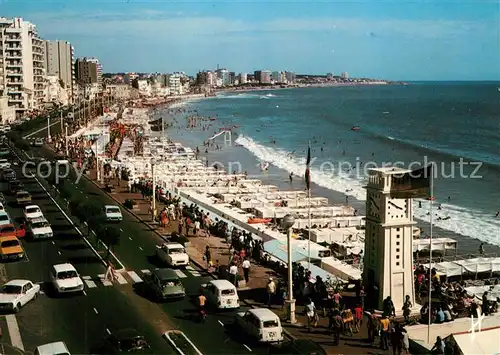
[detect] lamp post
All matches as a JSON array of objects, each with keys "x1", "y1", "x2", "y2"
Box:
[{"x1": 281, "y1": 214, "x2": 296, "y2": 324}]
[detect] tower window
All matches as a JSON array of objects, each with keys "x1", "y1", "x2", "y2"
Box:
[
  {"x1": 396, "y1": 228, "x2": 400, "y2": 231},
  {"x1": 396, "y1": 235, "x2": 400, "y2": 238},
  {"x1": 396, "y1": 262, "x2": 400, "y2": 266},
  {"x1": 396, "y1": 248, "x2": 400, "y2": 252},
  {"x1": 396, "y1": 242, "x2": 400, "y2": 246},
  {"x1": 396, "y1": 255, "x2": 400, "y2": 259}
]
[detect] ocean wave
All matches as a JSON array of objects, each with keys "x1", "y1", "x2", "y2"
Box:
[
  {"x1": 235, "y1": 134, "x2": 500, "y2": 245},
  {"x1": 219, "y1": 93, "x2": 276, "y2": 100},
  {"x1": 379, "y1": 134, "x2": 500, "y2": 168}
]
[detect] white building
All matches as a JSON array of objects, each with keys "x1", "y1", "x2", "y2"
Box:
[
  {"x1": 135, "y1": 79, "x2": 152, "y2": 96},
  {"x1": 363, "y1": 168, "x2": 417, "y2": 311},
  {"x1": 169, "y1": 72, "x2": 189, "y2": 95},
  {"x1": 44, "y1": 40, "x2": 75, "y2": 102},
  {"x1": 239, "y1": 73, "x2": 247, "y2": 84},
  {"x1": 106, "y1": 83, "x2": 136, "y2": 100},
  {"x1": 0, "y1": 93, "x2": 16, "y2": 123},
  {"x1": 341, "y1": 72, "x2": 349, "y2": 79},
  {"x1": 44, "y1": 75, "x2": 69, "y2": 105},
  {"x1": 0, "y1": 17, "x2": 47, "y2": 117}
]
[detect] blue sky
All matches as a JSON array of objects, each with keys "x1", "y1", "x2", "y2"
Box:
[{"x1": 2, "y1": 0, "x2": 499, "y2": 80}]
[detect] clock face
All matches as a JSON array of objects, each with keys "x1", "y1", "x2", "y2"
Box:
[{"x1": 387, "y1": 198, "x2": 407, "y2": 219}]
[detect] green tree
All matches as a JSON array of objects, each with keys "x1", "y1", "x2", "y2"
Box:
[{"x1": 99, "y1": 226, "x2": 121, "y2": 260}]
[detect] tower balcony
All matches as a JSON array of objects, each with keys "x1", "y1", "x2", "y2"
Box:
[
  {"x1": 6, "y1": 61, "x2": 22, "y2": 68},
  {"x1": 5, "y1": 35, "x2": 21, "y2": 42}
]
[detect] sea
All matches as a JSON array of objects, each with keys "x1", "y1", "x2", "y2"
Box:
[{"x1": 160, "y1": 82, "x2": 500, "y2": 254}]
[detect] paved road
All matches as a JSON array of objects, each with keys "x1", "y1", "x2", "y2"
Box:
[
  {"x1": 1, "y1": 149, "x2": 175, "y2": 354},
  {"x1": 5, "y1": 145, "x2": 276, "y2": 354}
]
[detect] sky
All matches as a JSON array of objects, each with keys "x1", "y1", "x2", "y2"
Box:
[{"x1": 2, "y1": 0, "x2": 500, "y2": 80}]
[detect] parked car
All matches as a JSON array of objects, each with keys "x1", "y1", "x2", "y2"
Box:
[
  {"x1": 0, "y1": 235, "x2": 24, "y2": 261},
  {"x1": 0, "y1": 279, "x2": 40, "y2": 313},
  {"x1": 0, "y1": 211, "x2": 11, "y2": 227},
  {"x1": 0, "y1": 148, "x2": 10, "y2": 157},
  {"x1": 201, "y1": 279, "x2": 240, "y2": 310},
  {"x1": 0, "y1": 224, "x2": 24, "y2": 238},
  {"x1": 235, "y1": 308, "x2": 284, "y2": 343},
  {"x1": 16, "y1": 191, "x2": 32, "y2": 205},
  {"x1": 24, "y1": 205, "x2": 44, "y2": 222},
  {"x1": 144, "y1": 268, "x2": 185, "y2": 301},
  {"x1": 50, "y1": 263, "x2": 84, "y2": 294},
  {"x1": 8, "y1": 180, "x2": 23, "y2": 194},
  {"x1": 28, "y1": 218, "x2": 53, "y2": 239},
  {"x1": 155, "y1": 242, "x2": 189, "y2": 267},
  {"x1": 104, "y1": 205, "x2": 123, "y2": 222},
  {"x1": 0, "y1": 159, "x2": 10, "y2": 169},
  {"x1": 2, "y1": 169, "x2": 16, "y2": 182},
  {"x1": 35, "y1": 341, "x2": 71, "y2": 355}
]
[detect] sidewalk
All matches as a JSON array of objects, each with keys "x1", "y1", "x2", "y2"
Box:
[{"x1": 92, "y1": 178, "x2": 391, "y2": 355}]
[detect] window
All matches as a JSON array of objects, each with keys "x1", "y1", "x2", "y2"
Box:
[
  {"x1": 396, "y1": 228, "x2": 400, "y2": 231},
  {"x1": 396, "y1": 242, "x2": 400, "y2": 246},
  {"x1": 396, "y1": 248, "x2": 400, "y2": 252},
  {"x1": 396, "y1": 262, "x2": 400, "y2": 266},
  {"x1": 263, "y1": 320, "x2": 279, "y2": 328},
  {"x1": 221, "y1": 289, "x2": 235, "y2": 296},
  {"x1": 396, "y1": 234, "x2": 400, "y2": 239},
  {"x1": 396, "y1": 255, "x2": 400, "y2": 259}
]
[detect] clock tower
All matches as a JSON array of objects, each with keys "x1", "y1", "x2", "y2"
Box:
[{"x1": 364, "y1": 167, "x2": 417, "y2": 311}]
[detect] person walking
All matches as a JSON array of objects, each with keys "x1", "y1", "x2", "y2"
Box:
[
  {"x1": 266, "y1": 278, "x2": 276, "y2": 307},
  {"x1": 379, "y1": 315, "x2": 390, "y2": 350},
  {"x1": 229, "y1": 262, "x2": 238, "y2": 287},
  {"x1": 332, "y1": 309, "x2": 344, "y2": 346},
  {"x1": 204, "y1": 246, "x2": 211, "y2": 269},
  {"x1": 242, "y1": 258, "x2": 250, "y2": 284}
]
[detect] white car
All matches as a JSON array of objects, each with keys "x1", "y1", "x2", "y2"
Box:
[
  {"x1": 155, "y1": 242, "x2": 189, "y2": 267},
  {"x1": 0, "y1": 279, "x2": 40, "y2": 313},
  {"x1": 0, "y1": 211, "x2": 11, "y2": 226},
  {"x1": 34, "y1": 138, "x2": 44, "y2": 147},
  {"x1": 29, "y1": 218, "x2": 53, "y2": 239},
  {"x1": 24, "y1": 205, "x2": 44, "y2": 222},
  {"x1": 0, "y1": 159, "x2": 10, "y2": 169},
  {"x1": 35, "y1": 341, "x2": 71, "y2": 355},
  {"x1": 50, "y1": 263, "x2": 84, "y2": 294},
  {"x1": 104, "y1": 205, "x2": 122, "y2": 222},
  {"x1": 235, "y1": 308, "x2": 284, "y2": 343}
]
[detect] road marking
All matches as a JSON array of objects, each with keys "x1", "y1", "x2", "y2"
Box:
[
  {"x1": 83, "y1": 290, "x2": 87, "y2": 296},
  {"x1": 98, "y1": 274, "x2": 113, "y2": 286},
  {"x1": 82, "y1": 276, "x2": 97, "y2": 288},
  {"x1": 6, "y1": 315, "x2": 24, "y2": 351},
  {"x1": 218, "y1": 320, "x2": 224, "y2": 326},
  {"x1": 93, "y1": 308, "x2": 99, "y2": 314},
  {"x1": 83, "y1": 222, "x2": 88, "y2": 226},
  {"x1": 127, "y1": 271, "x2": 143, "y2": 283},
  {"x1": 163, "y1": 331, "x2": 203, "y2": 355},
  {"x1": 120, "y1": 228, "x2": 123, "y2": 232},
  {"x1": 23, "y1": 120, "x2": 59, "y2": 139},
  {"x1": 128, "y1": 237, "x2": 132, "y2": 240},
  {"x1": 57, "y1": 251, "x2": 61, "y2": 255},
  {"x1": 106, "y1": 328, "x2": 111, "y2": 335},
  {"x1": 51, "y1": 241, "x2": 55, "y2": 245},
  {"x1": 115, "y1": 272, "x2": 128, "y2": 285},
  {"x1": 243, "y1": 344, "x2": 252, "y2": 352},
  {"x1": 190, "y1": 270, "x2": 201, "y2": 277},
  {"x1": 174, "y1": 269, "x2": 187, "y2": 278},
  {"x1": 139, "y1": 246, "x2": 143, "y2": 251},
  {"x1": 186, "y1": 265, "x2": 195, "y2": 271},
  {"x1": 141, "y1": 269, "x2": 151, "y2": 275}
]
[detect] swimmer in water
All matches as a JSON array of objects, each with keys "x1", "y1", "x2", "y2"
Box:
[{"x1": 289, "y1": 173, "x2": 293, "y2": 183}]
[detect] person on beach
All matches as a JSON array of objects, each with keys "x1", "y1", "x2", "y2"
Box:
[
  {"x1": 203, "y1": 246, "x2": 211, "y2": 268},
  {"x1": 229, "y1": 263, "x2": 238, "y2": 287},
  {"x1": 266, "y1": 278, "x2": 276, "y2": 307}
]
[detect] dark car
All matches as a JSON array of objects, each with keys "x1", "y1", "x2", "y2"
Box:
[
  {"x1": 269, "y1": 340, "x2": 327, "y2": 355},
  {"x1": 8, "y1": 180, "x2": 23, "y2": 194},
  {"x1": 2, "y1": 169, "x2": 15, "y2": 182},
  {"x1": 94, "y1": 329, "x2": 152, "y2": 354}
]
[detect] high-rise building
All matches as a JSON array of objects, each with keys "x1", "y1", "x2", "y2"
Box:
[
  {"x1": 0, "y1": 17, "x2": 46, "y2": 117},
  {"x1": 260, "y1": 70, "x2": 272, "y2": 84},
  {"x1": 75, "y1": 57, "x2": 102, "y2": 85},
  {"x1": 341, "y1": 72, "x2": 349, "y2": 79},
  {"x1": 43, "y1": 40, "x2": 75, "y2": 101},
  {"x1": 239, "y1": 73, "x2": 247, "y2": 84},
  {"x1": 285, "y1": 71, "x2": 296, "y2": 83}
]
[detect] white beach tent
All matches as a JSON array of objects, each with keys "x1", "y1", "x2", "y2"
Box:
[
  {"x1": 448, "y1": 327, "x2": 500, "y2": 355},
  {"x1": 424, "y1": 257, "x2": 500, "y2": 277}
]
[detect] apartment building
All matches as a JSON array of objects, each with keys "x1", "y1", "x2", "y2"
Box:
[
  {"x1": 44, "y1": 40, "x2": 75, "y2": 101},
  {"x1": 75, "y1": 57, "x2": 102, "y2": 85},
  {"x1": 0, "y1": 17, "x2": 46, "y2": 117}
]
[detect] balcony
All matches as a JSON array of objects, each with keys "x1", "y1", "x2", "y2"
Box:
[
  {"x1": 5, "y1": 45, "x2": 21, "y2": 49},
  {"x1": 6, "y1": 62, "x2": 22, "y2": 68},
  {"x1": 32, "y1": 47, "x2": 43, "y2": 54},
  {"x1": 6, "y1": 53, "x2": 22, "y2": 59},
  {"x1": 5, "y1": 36, "x2": 21, "y2": 42}
]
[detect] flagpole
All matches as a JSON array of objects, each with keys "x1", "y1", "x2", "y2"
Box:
[
  {"x1": 308, "y1": 187, "x2": 311, "y2": 270},
  {"x1": 427, "y1": 169, "x2": 434, "y2": 345}
]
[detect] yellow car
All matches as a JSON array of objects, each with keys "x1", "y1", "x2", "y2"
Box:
[
  {"x1": 16, "y1": 191, "x2": 31, "y2": 205},
  {"x1": 0, "y1": 235, "x2": 24, "y2": 261}
]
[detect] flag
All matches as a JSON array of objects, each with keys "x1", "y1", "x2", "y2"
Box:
[
  {"x1": 390, "y1": 165, "x2": 433, "y2": 198},
  {"x1": 305, "y1": 142, "x2": 311, "y2": 190}
]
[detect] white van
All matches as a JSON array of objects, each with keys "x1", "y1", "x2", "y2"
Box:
[
  {"x1": 235, "y1": 308, "x2": 284, "y2": 343},
  {"x1": 201, "y1": 279, "x2": 239, "y2": 309}
]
